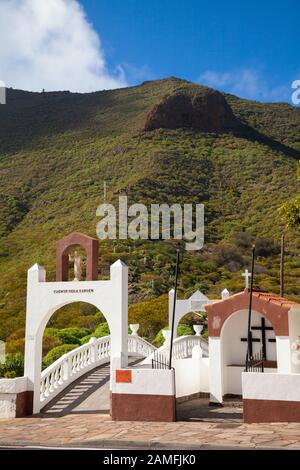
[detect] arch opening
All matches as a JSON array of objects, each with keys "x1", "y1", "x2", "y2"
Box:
[
  {"x1": 40, "y1": 301, "x2": 111, "y2": 416},
  {"x1": 220, "y1": 309, "x2": 277, "y2": 397},
  {"x1": 42, "y1": 301, "x2": 108, "y2": 368},
  {"x1": 177, "y1": 311, "x2": 207, "y2": 338},
  {"x1": 56, "y1": 232, "x2": 98, "y2": 281}
]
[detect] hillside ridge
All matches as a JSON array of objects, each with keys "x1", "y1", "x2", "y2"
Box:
[{"x1": 0, "y1": 76, "x2": 299, "y2": 343}]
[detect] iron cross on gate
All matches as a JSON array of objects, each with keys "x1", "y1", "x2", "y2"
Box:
[{"x1": 241, "y1": 317, "x2": 274, "y2": 359}]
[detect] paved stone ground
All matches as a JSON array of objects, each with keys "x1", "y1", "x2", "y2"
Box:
[
  {"x1": 1, "y1": 411, "x2": 300, "y2": 450},
  {"x1": 177, "y1": 397, "x2": 243, "y2": 423},
  {"x1": 1, "y1": 395, "x2": 300, "y2": 449},
  {"x1": 1, "y1": 363, "x2": 300, "y2": 450}
]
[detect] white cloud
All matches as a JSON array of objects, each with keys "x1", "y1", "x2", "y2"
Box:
[
  {"x1": 119, "y1": 62, "x2": 154, "y2": 83},
  {"x1": 0, "y1": 0, "x2": 127, "y2": 92},
  {"x1": 198, "y1": 68, "x2": 290, "y2": 102}
]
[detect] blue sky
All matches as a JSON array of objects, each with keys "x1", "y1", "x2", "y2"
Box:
[
  {"x1": 81, "y1": 0, "x2": 299, "y2": 102},
  {"x1": 0, "y1": 0, "x2": 298, "y2": 102}
]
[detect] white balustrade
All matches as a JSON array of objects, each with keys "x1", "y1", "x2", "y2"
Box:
[
  {"x1": 127, "y1": 335, "x2": 156, "y2": 358},
  {"x1": 40, "y1": 334, "x2": 156, "y2": 408},
  {"x1": 40, "y1": 333, "x2": 206, "y2": 407},
  {"x1": 143, "y1": 334, "x2": 209, "y2": 366}
]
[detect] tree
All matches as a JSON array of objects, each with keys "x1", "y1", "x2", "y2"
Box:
[{"x1": 279, "y1": 162, "x2": 300, "y2": 229}]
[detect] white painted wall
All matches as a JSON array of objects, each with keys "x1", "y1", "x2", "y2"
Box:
[
  {"x1": 0, "y1": 377, "x2": 28, "y2": 418},
  {"x1": 242, "y1": 372, "x2": 300, "y2": 401},
  {"x1": 173, "y1": 357, "x2": 209, "y2": 398},
  {"x1": 24, "y1": 260, "x2": 128, "y2": 413},
  {"x1": 288, "y1": 307, "x2": 300, "y2": 373},
  {"x1": 111, "y1": 368, "x2": 175, "y2": 396},
  {"x1": 209, "y1": 337, "x2": 223, "y2": 403},
  {"x1": 276, "y1": 336, "x2": 292, "y2": 374},
  {"x1": 224, "y1": 366, "x2": 276, "y2": 395}
]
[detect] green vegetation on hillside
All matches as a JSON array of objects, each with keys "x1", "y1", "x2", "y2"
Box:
[{"x1": 0, "y1": 78, "x2": 299, "y2": 370}]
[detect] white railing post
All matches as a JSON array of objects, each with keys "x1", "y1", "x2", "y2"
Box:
[
  {"x1": 89, "y1": 337, "x2": 97, "y2": 363},
  {"x1": 62, "y1": 354, "x2": 69, "y2": 381}
]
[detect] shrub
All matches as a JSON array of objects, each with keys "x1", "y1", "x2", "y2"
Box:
[
  {"x1": 213, "y1": 243, "x2": 244, "y2": 272},
  {"x1": 56, "y1": 331, "x2": 81, "y2": 345},
  {"x1": 154, "y1": 323, "x2": 194, "y2": 347},
  {"x1": 92, "y1": 322, "x2": 110, "y2": 338},
  {"x1": 129, "y1": 295, "x2": 168, "y2": 341},
  {"x1": 6, "y1": 338, "x2": 25, "y2": 354},
  {"x1": 44, "y1": 328, "x2": 60, "y2": 338},
  {"x1": 153, "y1": 328, "x2": 167, "y2": 347},
  {"x1": 43, "y1": 344, "x2": 78, "y2": 368},
  {"x1": 231, "y1": 231, "x2": 253, "y2": 249},
  {"x1": 255, "y1": 238, "x2": 280, "y2": 257},
  {"x1": 73, "y1": 315, "x2": 101, "y2": 331},
  {"x1": 4, "y1": 370, "x2": 17, "y2": 378},
  {"x1": 177, "y1": 324, "x2": 193, "y2": 337},
  {"x1": 58, "y1": 327, "x2": 90, "y2": 339},
  {"x1": 6, "y1": 328, "x2": 25, "y2": 341},
  {"x1": 80, "y1": 335, "x2": 92, "y2": 345},
  {"x1": 0, "y1": 353, "x2": 24, "y2": 378},
  {"x1": 42, "y1": 335, "x2": 62, "y2": 355}
]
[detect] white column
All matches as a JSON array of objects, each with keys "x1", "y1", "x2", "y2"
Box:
[
  {"x1": 110, "y1": 260, "x2": 128, "y2": 370},
  {"x1": 168, "y1": 289, "x2": 176, "y2": 338},
  {"x1": 209, "y1": 337, "x2": 223, "y2": 404},
  {"x1": 276, "y1": 336, "x2": 292, "y2": 373},
  {"x1": 24, "y1": 264, "x2": 46, "y2": 414}
]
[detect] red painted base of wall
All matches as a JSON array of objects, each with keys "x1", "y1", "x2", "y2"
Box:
[
  {"x1": 111, "y1": 393, "x2": 176, "y2": 422},
  {"x1": 16, "y1": 391, "x2": 33, "y2": 417},
  {"x1": 244, "y1": 398, "x2": 300, "y2": 423}
]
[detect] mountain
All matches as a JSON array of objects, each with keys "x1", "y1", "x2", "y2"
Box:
[{"x1": 0, "y1": 77, "x2": 299, "y2": 341}]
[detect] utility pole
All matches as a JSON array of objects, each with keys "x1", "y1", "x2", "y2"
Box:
[
  {"x1": 169, "y1": 250, "x2": 180, "y2": 370},
  {"x1": 280, "y1": 232, "x2": 285, "y2": 298},
  {"x1": 246, "y1": 245, "x2": 255, "y2": 371}
]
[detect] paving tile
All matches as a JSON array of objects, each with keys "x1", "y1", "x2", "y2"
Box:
[{"x1": 2, "y1": 375, "x2": 300, "y2": 450}]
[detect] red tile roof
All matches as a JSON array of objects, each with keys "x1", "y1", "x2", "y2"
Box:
[{"x1": 251, "y1": 291, "x2": 299, "y2": 309}]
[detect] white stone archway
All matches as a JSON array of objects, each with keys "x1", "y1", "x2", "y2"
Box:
[
  {"x1": 168, "y1": 289, "x2": 219, "y2": 338},
  {"x1": 24, "y1": 260, "x2": 128, "y2": 413}
]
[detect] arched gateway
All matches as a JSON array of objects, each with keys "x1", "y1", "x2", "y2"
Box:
[
  {"x1": 205, "y1": 289, "x2": 298, "y2": 404},
  {"x1": 24, "y1": 232, "x2": 128, "y2": 414}
]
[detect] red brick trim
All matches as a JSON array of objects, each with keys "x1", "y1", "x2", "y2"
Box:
[
  {"x1": 206, "y1": 290, "x2": 292, "y2": 337},
  {"x1": 16, "y1": 391, "x2": 33, "y2": 417},
  {"x1": 243, "y1": 398, "x2": 300, "y2": 423},
  {"x1": 111, "y1": 393, "x2": 176, "y2": 422},
  {"x1": 56, "y1": 232, "x2": 98, "y2": 281}
]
